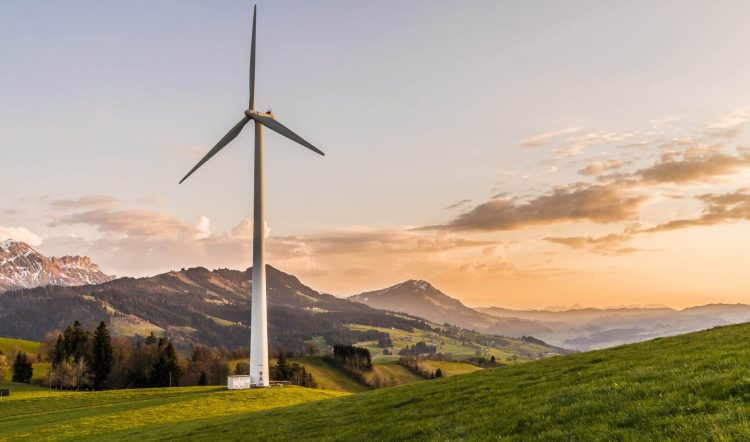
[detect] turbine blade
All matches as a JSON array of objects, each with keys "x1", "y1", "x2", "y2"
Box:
[
  {"x1": 252, "y1": 114, "x2": 325, "y2": 156},
  {"x1": 249, "y1": 5, "x2": 257, "y2": 110},
  {"x1": 179, "y1": 116, "x2": 251, "y2": 184}
]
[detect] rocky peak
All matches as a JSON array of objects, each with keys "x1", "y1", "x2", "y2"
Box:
[{"x1": 0, "y1": 239, "x2": 114, "y2": 292}]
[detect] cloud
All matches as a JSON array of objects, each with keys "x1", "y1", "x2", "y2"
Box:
[
  {"x1": 704, "y1": 109, "x2": 750, "y2": 140},
  {"x1": 552, "y1": 132, "x2": 636, "y2": 158},
  {"x1": 578, "y1": 160, "x2": 625, "y2": 176},
  {"x1": 443, "y1": 199, "x2": 472, "y2": 210},
  {"x1": 50, "y1": 208, "x2": 197, "y2": 238},
  {"x1": 644, "y1": 189, "x2": 750, "y2": 233},
  {"x1": 0, "y1": 225, "x2": 43, "y2": 246},
  {"x1": 520, "y1": 127, "x2": 581, "y2": 147},
  {"x1": 434, "y1": 183, "x2": 648, "y2": 232},
  {"x1": 195, "y1": 216, "x2": 211, "y2": 240},
  {"x1": 544, "y1": 232, "x2": 642, "y2": 255},
  {"x1": 48, "y1": 195, "x2": 122, "y2": 210},
  {"x1": 637, "y1": 150, "x2": 750, "y2": 185},
  {"x1": 277, "y1": 228, "x2": 494, "y2": 255}
]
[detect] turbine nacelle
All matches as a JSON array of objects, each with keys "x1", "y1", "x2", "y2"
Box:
[{"x1": 245, "y1": 109, "x2": 275, "y2": 120}]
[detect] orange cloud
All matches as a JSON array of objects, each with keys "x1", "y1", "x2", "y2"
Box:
[{"x1": 435, "y1": 183, "x2": 647, "y2": 232}]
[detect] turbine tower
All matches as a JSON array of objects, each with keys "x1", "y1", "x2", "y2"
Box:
[{"x1": 179, "y1": 5, "x2": 324, "y2": 387}]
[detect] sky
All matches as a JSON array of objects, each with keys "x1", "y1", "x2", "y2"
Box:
[{"x1": 3, "y1": 1, "x2": 750, "y2": 309}]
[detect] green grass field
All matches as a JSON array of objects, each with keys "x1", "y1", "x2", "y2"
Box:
[
  {"x1": 419, "y1": 360, "x2": 483, "y2": 377},
  {"x1": 6, "y1": 323, "x2": 750, "y2": 440},
  {"x1": 362, "y1": 359, "x2": 426, "y2": 387},
  {"x1": 290, "y1": 357, "x2": 370, "y2": 393},
  {"x1": 0, "y1": 337, "x2": 43, "y2": 355},
  {"x1": 0, "y1": 382, "x2": 346, "y2": 441}
]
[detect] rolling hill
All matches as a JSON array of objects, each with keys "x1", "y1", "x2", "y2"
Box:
[{"x1": 3, "y1": 322, "x2": 750, "y2": 440}]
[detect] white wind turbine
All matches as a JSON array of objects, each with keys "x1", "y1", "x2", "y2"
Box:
[{"x1": 179, "y1": 5, "x2": 325, "y2": 387}]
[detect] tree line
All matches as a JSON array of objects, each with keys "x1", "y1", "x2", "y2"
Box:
[{"x1": 38, "y1": 319, "x2": 320, "y2": 390}]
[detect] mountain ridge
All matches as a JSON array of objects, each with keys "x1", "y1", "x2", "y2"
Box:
[
  {"x1": 0, "y1": 239, "x2": 114, "y2": 292},
  {"x1": 350, "y1": 279, "x2": 554, "y2": 337}
]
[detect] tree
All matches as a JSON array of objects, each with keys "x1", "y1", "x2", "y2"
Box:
[
  {"x1": 63, "y1": 320, "x2": 90, "y2": 362},
  {"x1": 71, "y1": 358, "x2": 92, "y2": 390},
  {"x1": 144, "y1": 332, "x2": 158, "y2": 346},
  {"x1": 270, "y1": 352, "x2": 316, "y2": 387},
  {"x1": 12, "y1": 351, "x2": 33, "y2": 383},
  {"x1": 91, "y1": 321, "x2": 114, "y2": 390},
  {"x1": 234, "y1": 361, "x2": 249, "y2": 375},
  {"x1": 198, "y1": 371, "x2": 208, "y2": 386},
  {"x1": 435, "y1": 368, "x2": 443, "y2": 378},
  {"x1": 332, "y1": 344, "x2": 372, "y2": 372},
  {"x1": 490, "y1": 355, "x2": 496, "y2": 364},
  {"x1": 152, "y1": 342, "x2": 181, "y2": 387},
  {"x1": 0, "y1": 354, "x2": 9, "y2": 380}
]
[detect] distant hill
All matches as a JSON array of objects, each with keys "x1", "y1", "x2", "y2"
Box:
[
  {"x1": 350, "y1": 279, "x2": 553, "y2": 337},
  {"x1": 478, "y1": 304, "x2": 750, "y2": 350},
  {"x1": 0, "y1": 239, "x2": 113, "y2": 292}
]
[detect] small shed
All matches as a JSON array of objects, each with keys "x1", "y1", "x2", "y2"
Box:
[{"x1": 227, "y1": 375, "x2": 254, "y2": 389}]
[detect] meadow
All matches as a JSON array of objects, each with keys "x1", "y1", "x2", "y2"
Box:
[
  {"x1": 0, "y1": 383, "x2": 345, "y2": 441},
  {"x1": 5, "y1": 323, "x2": 750, "y2": 440},
  {"x1": 0, "y1": 337, "x2": 50, "y2": 384}
]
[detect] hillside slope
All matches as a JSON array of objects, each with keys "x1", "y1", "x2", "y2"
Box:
[{"x1": 137, "y1": 322, "x2": 750, "y2": 440}]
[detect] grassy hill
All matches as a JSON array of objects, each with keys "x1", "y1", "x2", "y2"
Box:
[
  {"x1": 0, "y1": 337, "x2": 43, "y2": 355},
  {"x1": 6, "y1": 323, "x2": 750, "y2": 440},
  {"x1": 0, "y1": 337, "x2": 50, "y2": 384},
  {"x1": 290, "y1": 357, "x2": 370, "y2": 393}
]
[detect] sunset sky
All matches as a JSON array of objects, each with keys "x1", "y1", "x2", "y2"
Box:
[{"x1": 3, "y1": 1, "x2": 750, "y2": 309}]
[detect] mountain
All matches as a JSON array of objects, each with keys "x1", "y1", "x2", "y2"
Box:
[
  {"x1": 0, "y1": 239, "x2": 114, "y2": 292},
  {"x1": 0, "y1": 265, "x2": 567, "y2": 359},
  {"x1": 350, "y1": 279, "x2": 553, "y2": 337},
  {"x1": 478, "y1": 304, "x2": 750, "y2": 350},
  {"x1": 0, "y1": 265, "x2": 431, "y2": 352}
]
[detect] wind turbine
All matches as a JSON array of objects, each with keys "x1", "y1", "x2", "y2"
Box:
[{"x1": 179, "y1": 5, "x2": 324, "y2": 388}]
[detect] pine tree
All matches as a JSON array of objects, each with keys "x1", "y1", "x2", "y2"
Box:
[
  {"x1": 12, "y1": 351, "x2": 33, "y2": 383},
  {"x1": 435, "y1": 368, "x2": 443, "y2": 378},
  {"x1": 62, "y1": 321, "x2": 90, "y2": 362},
  {"x1": 198, "y1": 371, "x2": 208, "y2": 386},
  {"x1": 153, "y1": 342, "x2": 181, "y2": 387},
  {"x1": 144, "y1": 332, "x2": 158, "y2": 346},
  {"x1": 91, "y1": 321, "x2": 113, "y2": 390}
]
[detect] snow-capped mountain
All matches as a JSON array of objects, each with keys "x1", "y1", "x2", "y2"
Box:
[{"x1": 0, "y1": 239, "x2": 114, "y2": 292}]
